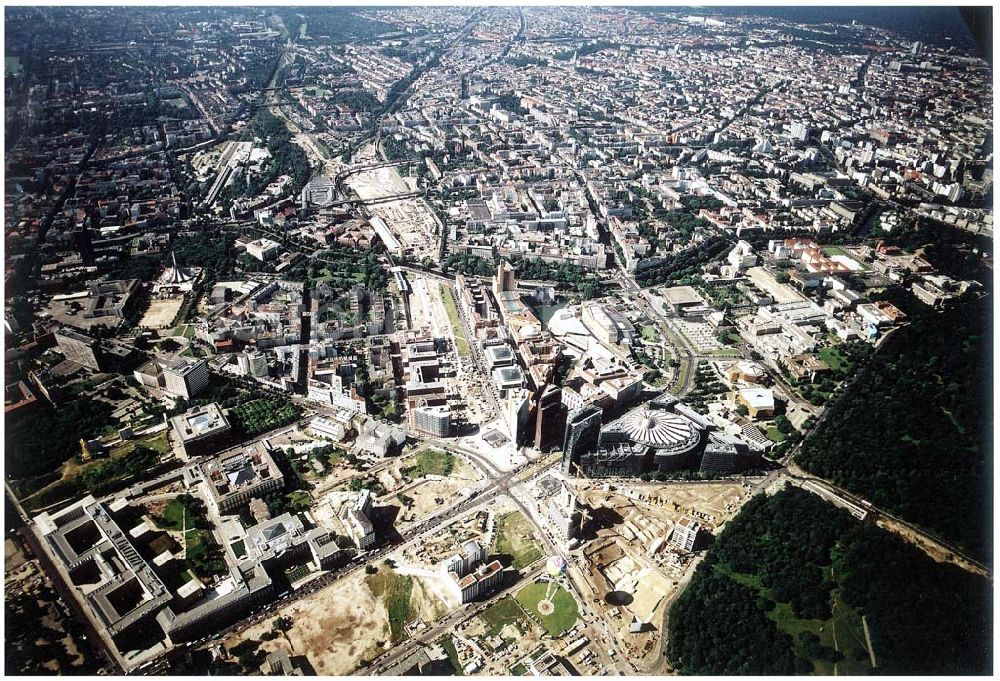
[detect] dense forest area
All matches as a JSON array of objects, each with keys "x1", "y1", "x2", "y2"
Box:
[
  {"x1": 833, "y1": 524, "x2": 992, "y2": 675},
  {"x1": 667, "y1": 486, "x2": 993, "y2": 675},
  {"x1": 796, "y1": 293, "x2": 992, "y2": 559},
  {"x1": 6, "y1": 397, "x2": 116, "y2": 479}
]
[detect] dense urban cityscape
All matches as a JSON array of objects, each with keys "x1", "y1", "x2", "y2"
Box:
[{"x1": 3, "y1": 5, "x2": 993, "y2": 677}]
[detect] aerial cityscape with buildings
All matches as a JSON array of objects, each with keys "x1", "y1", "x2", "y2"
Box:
[{"x1": 3, "y1": 5, "x2": 993, "y2": 677}]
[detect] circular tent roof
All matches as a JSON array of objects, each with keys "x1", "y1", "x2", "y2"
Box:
[{"x1": 617, "y1": 408, "x2": 701, "y2": 454}]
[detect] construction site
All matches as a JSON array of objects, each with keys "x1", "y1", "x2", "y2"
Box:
[
  {"x1": 569, "y1": 479, "x2": 758, "y2": 667},
  {"x1": 344, "y1": 160, "x2": 440, "y2": 262}
]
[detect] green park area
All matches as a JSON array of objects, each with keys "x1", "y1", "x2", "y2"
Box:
[
  {"x1": 366, "y1": 568, "x2": 414, "y2": 644},
  {"x1": 21, "y1": 431, "x2": 171, "y2": 512},
  {"x1": 515, "y1": 582, "x2": 579, "y2": 637},
  {"x1": 403, "y1": 450, "x2": 455, "y2": 478},
  {"x1": 818, "y1": 345, "x2": 848, "y2": 372},
  {"x1": 668, "y1": 486, "x2": 991, "y2": 675},
  {"x1": 479, "y1": 596, "x2": 528, "y2": 637},
  {"x1": 492, "y1": 511, "x2": 543, "y2": 570},
  {"x1": 439, "y1": 285, "x2": 471, "y2": 357},
  {"x1": 155, "y1": 495, "x2": 227, "y2": 580},
  {"x1": 766, "y1": 426, "x2": 787, "y2": 443}
]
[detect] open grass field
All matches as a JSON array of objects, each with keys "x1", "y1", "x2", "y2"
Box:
[
  {"x1": 492, "y1": 511, "x2": 543, "y2": 570},
  {"x1": 365, "y1": 569, "x2": 414, "y2": 644},
  {"x1": 107, "y1": 431, "x2": 171, "y2": 459},
  {"x1": 515, "y1": 582, "x2": 579, "y2": 637},
  {"x1": 403, "y1": 450, "x2": 455, "y2": 478},
  {"x1": 159, "y1": 499, "x2": 189, "y2": 531},
  {"x1": 479, "y1": 596, "x2": 528, "y2": 637},
  {"x1": 818, "y1": 345, "x2": 847, "y2": 372}
]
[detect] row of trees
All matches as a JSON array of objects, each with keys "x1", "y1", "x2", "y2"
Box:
[{"x1": 228, "y1": 397, "x2": 302, "y2": 438}]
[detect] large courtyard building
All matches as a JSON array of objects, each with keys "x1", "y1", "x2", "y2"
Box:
[
  {"x1": 34, "y1": 496, "x2": 173, "y2": 652},
  {"x1": 196, "y1": 443, "x2": 284, "y2": 514}
]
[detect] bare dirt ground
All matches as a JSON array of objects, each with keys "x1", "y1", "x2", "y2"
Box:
[
  {"x1": 578, "y1": 481, "x2": 750, "y2": 533},
  {"x1": 227, "y1": 570, "x2": 390, "y2": 675},
  {"x1": 393, "y1": 478, "x2": 475, "y2": 531},
  {"x1": 139, "y1": 297, "x2": 184, "y2": 329}
]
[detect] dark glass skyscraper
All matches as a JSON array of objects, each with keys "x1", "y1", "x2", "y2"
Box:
[{"x1": 561, "y1": 404, "x2": 603, "y2": 474}]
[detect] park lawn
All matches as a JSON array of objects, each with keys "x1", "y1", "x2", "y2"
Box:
[
  {"x1": 183, "y1": 527, "x2": 227, "y2": 580},
  {"x1": 366, "y1": 569, "x2": 414, "y2": 644},
  {"x1": 492, "y1": 511, "x2": 543, "y2": 570},
  {"x1": 404, "y1": 450, "x2": 454, "y2": 478},
  {"x1": 287, "y1": 490, "x2": 312, "y2": 511},
  {"x1": 158, "y1": 498, "x2": 190, "y2": 531},
  {"x1": 184, "y1": 528, "x2": 213, "y2": 562},
  {"x1": 516, "y1": 582, "x2": 579, "y2": 637},
  {"x1": 766, "y1": 427, "x2": 787, "y2": 443},
  {"x1": 479, "y1": 596, "x2": 528, "y2": 638},
  {"x1": 439, "y1": 285, "x2": 471, "y2": 358},
  {"x1": 437, "y1": 636, "x2": 464, "y2": 675},
  {"x1": 640, "y1": 325, "x2": 658, "y2": 342},
  {"x1": 713, "y1": 565, "x2": 765, "y2": 590},
  {"x1": 819, "y1": 346, "x2": 847, "y2": 372},
  {"x1": 108, "y1": 431, "x2": 170, "y2": 459},
  {"x1": 510, "y1": 662, "x2": 527, "y2": 675}
]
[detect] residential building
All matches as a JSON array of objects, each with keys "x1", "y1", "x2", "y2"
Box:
[{"x1": 671, "y1": 516, "x2": 702, "y2": 551}]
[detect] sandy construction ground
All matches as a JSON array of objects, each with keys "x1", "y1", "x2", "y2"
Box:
[
  {"x1": 346, "y1": 164, "x2": 439, "y2": 260},
  {"x1": 139, "y1": 297, "x2": 184, "y2": 329},
  {"x1": 578, "y1": 480, "x2": 750, "y2": 532},
  {"x1": 227, "y1": 570, "x2": 390, "y2": 675}
]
